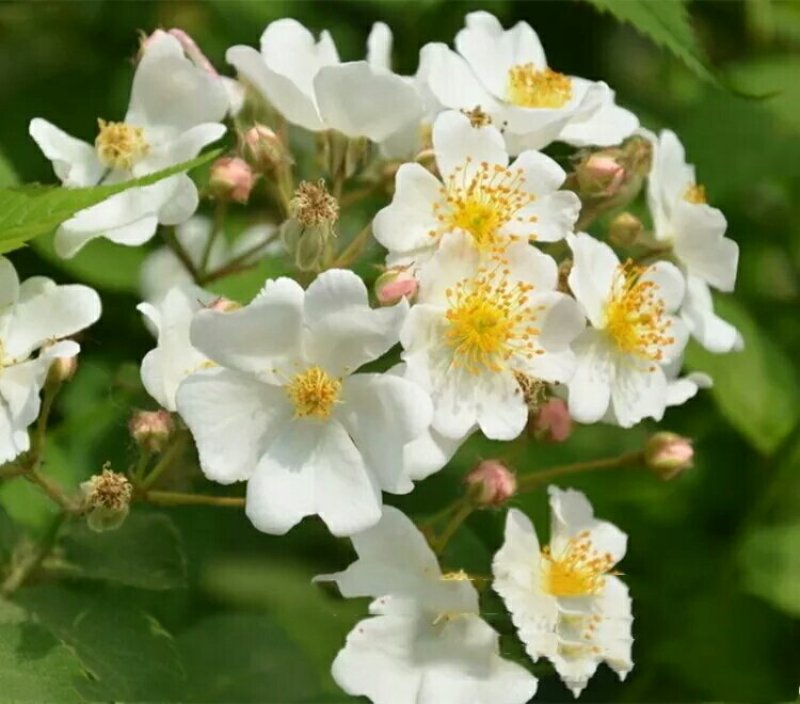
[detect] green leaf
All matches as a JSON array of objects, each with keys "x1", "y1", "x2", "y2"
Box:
[
  {"x1": 17, "y1": 584, "x2": 185, "y2": 700},
  {"x1": 0, "y1": 147, "x2": 19, "y2": 188},
  {"x1": 60, "y1": 512, "x2": 187, "y2": 590},
  {"x1": 740, "y1": 520, "x2": 800, "y2": 617},
  {"x1": 0, "y1": 601, "x2": 86, "y2": 701},
  {"x1": 727, "y1": 56, "x2": 800, "y2": 134},
  {"x1": 584, "y1": 0, "x2": 716, "y2": 85},
  {"x1": 176, "y1": 613, "x2": 321, "y2": 702},
  {"x1": 684, "y1": 297, "x2": 800, "y2": 455},
  {"x1": 0, "y1": 149, "x2": 221, "y2": 252}
]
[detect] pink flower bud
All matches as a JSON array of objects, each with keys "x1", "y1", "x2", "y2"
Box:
[
  {"x1": 167, "y1": 28, "x2": 219, "y2": 76},
  {"x1": 129, "y1": 409, "x2": 174, "y2": 454},
  {"x1": 374, "y1": 269, "x2": 418, "y2": 306},
  {"x1": 47, "y1": 355, "x2": 78, "y2": 385},
  {"x1": 465, "y1": 460, "x2": 517, "y2": 507},
  {"x1": 208, "y1": 157, "x2": 255, "y2": 204},
  {"x1": 530, "y1": 398, "x2": 572, "y2": 443},
  {"x1": 207, "y1": 297, "x2": 240, "y2": 312},
  {"x1": 644, "y1": 432, "x2": 694, "y2": 480},
  {"x1": 576, "y1": 153, "x2": 626, "y2": 198},
  {"x1": 241, "y1": 124, "x2": 286, "y2": 172}
]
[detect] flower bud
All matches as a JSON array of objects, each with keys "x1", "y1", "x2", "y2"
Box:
[
  {"x1": 129, "y1": 409, "x2": 174, "y2": 454},
  {"x1": 208, "y1": 157, "x2": 255, "y2": 204},
  {"x1": 575, "y1": 153, "x2": 626, "y2": 199},
  {"x1": 465, "y1": 460, "x2": 517, "y2": 507},
  {"x1": 80, "y1": 467, "x2": 133, "y2": 532},
  {"x1": 47, "y1": 355, "x2": 78, "y2": 386},
  {"x1": 241, "y1": 124, "x2": 287, "y2": 172},
  {"x1": 281, "y1": 180, "x2": 339, "y2": 272},
  {"x1": 374, "y1": 269, "x2": 418, "y2": 306},
  {"x1": 530, "y1": 398, "x2": 572, "y2": 443},
  {"x1": 207, "y1": 296, "x2": 241, "y2": 313},
  {"x1": 644, "y1": 432, "x2": 694, "y2": 480},
  {"x1": 608, "y1": 212, "x2": 644, "y2": 247}
]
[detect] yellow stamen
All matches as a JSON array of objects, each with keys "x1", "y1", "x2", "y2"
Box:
[
  {"x1": 683, "y1": 183, "x2": 707, "y2": 204},
  {"x1": 444, "y1": 267, "x2": 542, "y2": 374},
  {"x1": 95, "y1": 119, "x2": 149, "y2": 170},
  {"x1": 603, "y1": 260, "x2": 674, "y2": 363},
  {"x1": 285, "y1": 366, "x2": 341, "y2": 420},
  {"x1": 431, "y1": 158, "x2": 537, "y2": 252},
  {"x1": 541, "y1": 531, "x2": 615, "y2": 597},
  {"x1": 507, "y1": 65, "x2": 572, "y2": 109},
  {"x1": 440, "y1": 570, "x2": 471, "y2": 582}
]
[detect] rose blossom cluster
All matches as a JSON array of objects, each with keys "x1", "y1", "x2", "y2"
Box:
[{"x1": 5, "y1": 11, "x2": 739, "y2": 703}]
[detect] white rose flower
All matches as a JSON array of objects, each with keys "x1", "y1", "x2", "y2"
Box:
[
  {"x1": 647, "y1": 129, "x2": 742, "y2": 353},
  {"x1": 29, "y1": 31, "x2": 228, "y2": 258},
  {"x1": 0, "y1": 257, "x2": 101, "y2": 463},
  {"x1": 374, "y1": 110, "x2": 580, "y2": 270},
  {"x1": 227, "y1": 19, "x2": 422, "y2": 142},
  {"x1": 493, "y1": 488, "x2": 633, "y2": 698},
  {"x1": 420, "y1": 11, "x2": 638, "y2": 154},
  {"x1": 566, "y1": 233, "x2": 689, "y2": 428},
  {"x1": 138, "y1": 284, "x2": 217, "y2": 412},
  {"x1": 175, "y1": 269, "x2": 432, "y2": 536},
  {"x1": 317, "y1": 506, "x2": 539, "y2": 704},
  {"x1": 401, "y1": 232, "x2": 585, "y2": 441}
]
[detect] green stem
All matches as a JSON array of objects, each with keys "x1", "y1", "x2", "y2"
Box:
[
  {"x1": 131, "y1": 450, "x2": 152, "y2": 485},
  {"x1": 26, "y1": 470, "x2": 80, "y2": 513},
  {"x1": 331, "y1": 222, "x2": 373, "y2": 269},
  {"x1": 198, "y1": 232, "x2": 279, "y2": 285},
  {"x1": 200, "y1": 200, "x2": 228, "y2": 275},
  {"x1": 0, "y1": 513, "x2": 68, "y2": 597},
  {"x1": 431, "y1": 499, "x2": 476, "y2": 556},
  {"x1": 163, "y1": 227, "x2": 201, "y2": 282},
  {"x1": 139, "y1": 490, "x2": 245, "y2": 508},
  {"x1": 517, "y1": 450, "x2": 644, "y2": 493},
  {"x1": 139, "y1": 433, "x2": 187, "y2": 491}
]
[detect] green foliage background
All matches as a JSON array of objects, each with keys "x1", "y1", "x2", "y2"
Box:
[{"x1": 1, "y1": 1, "x2": 799, "y2": 701}]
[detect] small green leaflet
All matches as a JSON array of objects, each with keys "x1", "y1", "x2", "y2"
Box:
[{"x1": 0, "y1": 148, "x2": 222, "y2": 253}]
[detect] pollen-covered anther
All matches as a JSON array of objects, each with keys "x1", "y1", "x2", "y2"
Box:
[
  {"x1": 285, "y1": 366, "x2": 342, "y2": 420},
  {"x1": 444, "y1": 269, "x2": 541, "y2": 374},
  {"x1": 95, "y1": 119, "x2": 149, "y2": 169},
  {"x1": 431, "y1": 159, "x2": 536, "y2": 252},
  {"x1": 440, "y1": 570, "x2": 472, "y2": 582},
  {"x1": 462, "y1": 105, "x2": 492, "y2": 128},
  {"x1": 506, "y1": 64, "x2": 573, "y2": 109},
  {"x1": 683, "y1": 183, "x2": 707, "y2": 204},
  {"x1": 290, "y1": 179, "x2": 340, "y2": 228},
  {"x1": 541, "y1": 531, "x2": 615, "y2": 598},
  {"x1": 603, "y1": 259, "x2": 674, "y2": 362}
]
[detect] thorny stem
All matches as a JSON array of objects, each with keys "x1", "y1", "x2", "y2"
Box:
[
  {"x1": 138, "y1": 433, "x2": 188, "y2": 491},
  {"x1": 139, "y1": 490, "x2": 245, "y2": 508},
  {"x1": 516, "y1": 450, "x2": 644, "y2": 493},
  {"x1": 0, "y1": 512, "x2": 68, "y2": 597}
]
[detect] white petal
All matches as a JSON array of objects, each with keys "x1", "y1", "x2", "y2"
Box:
[
  {"x1": 610, "y1": 360, "x2": 669, "y2": 428},
  {"x1": 176, "y1": 368, "x2": 291, "y2": 483},
  {"x1": 403, "y1": 426, "x2": 468, "y2": 481},
  {"x1": 419, "y1": 43, "x2": 497, "y2": 112},
  {"x1": 139, "y1": 124, "x2": 225, "y2": 174},
  {"x1": 641, "y1": 260, "x2": 685, "y2": 312},
  {"x1": 648, "y1": 129, "x2": 696, "y2": 230},
  {"x1": 28, "y1": 118, "x2": 103, "y2": 187},
  {"x1": 432, "y1": 110, "x2": 507, "y2": 181},
  {"x1": 315, "y1": 62, "x2": 423, "y2": 142},
  {"x1": 566, "y1": 233, "x2": 619, "y2": 328},
  {"x1": 415, "y1": 231, "x2": 481, "y2": 307},
  {"x1": 367, "y1": 22, "x2": 393, "y2": 70},
  {"x1": 672, "y1": 202, "x2": 738, "y2": 291},
  {"x1": 475, "y1": 370, "x2": 529, "y2": 441},
  {"x1": 681, "y1": 276, "x2": 743, "y2": 353},
  {"x1": 55, "y1": 213, "x2": 159, "y2": 259},
  {"x1": 566, "y1": 330, "x2": 613, "y2": 424},
  {"x1": 559, "y1": 84, "x2": 638, "y2": 147},
  {"x1": 156, "y1": 174, "x2": 199, "y2": 226}
]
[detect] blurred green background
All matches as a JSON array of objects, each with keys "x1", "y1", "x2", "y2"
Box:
[{"x1": 1, "y1": 1, "x2": 799, "y2": 702}]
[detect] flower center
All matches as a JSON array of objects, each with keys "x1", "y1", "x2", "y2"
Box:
[
  {"x1": 506, "y1": 65, "x2": 573, "y2": 109},
  {"x1": 444, "y1": 268, "x2": 540, "y2": 374},
  {"x1": 95, "y1": 119, "x2": 149, "y2": 170},
  {"x1": 683, "y1": 183, "x2": 707, "y2": 204},
  {"x1": 285, "y1": 366, "x2": 341, "y2": 420},
  {"x1": 541, "y1": 531, "x2": 615, "y2": 597},
  {"x1": 603, "y1": 260, "x2": 674, "y2": 362},
  {"x1": 432, "y1": 159, "x2": 537, "y2": 253}
]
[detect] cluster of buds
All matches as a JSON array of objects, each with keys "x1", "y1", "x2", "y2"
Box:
[
  {"x1": 129, "y1": 409, "x2": 174, "y2": 454},
  {"x1": 465, "y1": 459, "x2": 517, "y2": 507},
  {"x1": 241, "y1": 123, "x2": 288, "y2": 173},
  {"x1": 281, "y1": 179, "x2": 339, "y2": 271},
  {"x1": 80, "y1": 466, "x2": 133, "y2": 532}
]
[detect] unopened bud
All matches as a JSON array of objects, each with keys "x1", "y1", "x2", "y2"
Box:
[
  {"x1": 375, "y1": 269, "x2": 418, "y2": 306},
  {"x1": 47, "y1": 355, "x2": 78, "y2": 385},
  {"x1": 129, "y1": 409, "x2": 174, "y2": 454},
  {"x1": 281, "y1": 180, "x2": 339, "y2": 271},
  {"x1": 608, "y1": 212, "x2": 644, "y2": 247},
  {"x1": 241, "y1": 124, "x2": 287, "y2": 172},
  {"x1": 644, "y1": 432, "x2": 693, "y2": 480},
  {"x1": 530, "y1": 398, "x2": 572, "y2": 443},
  {"x1": 576, "y1": 153, "x2": 626, "y2": 199},
  {"x1": 207, "y1": 296, "x2": 241, "y2": 312},
  {"x1": 465, "y1": 460, "x2": 517, "y2": 507},
  {"x1": 80, "y1": 467, "x2": 133, "y2": 532},
  {"x1": 208, "y1": 157, "x2": 255, "y2": 204},
  {"x1": 325, "y1": 131, "x2": 369, "y2": 180}
]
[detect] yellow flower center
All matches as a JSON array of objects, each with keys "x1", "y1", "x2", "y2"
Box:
[
  {"x1": 432, "y1": 159, "x2": 537, "y2": 253},
  {"x1": 683, "y1": 183, "x2": 707, "y2": 204},
  {"x1": 444, "y1": 267, "x2": 541, "y2": 374},
  {"x1": 603, "y1": 260, "x2": 674, "y2": 362},
  {"x1": 541, "y1": 531, "x2": 615, "y2": 598},
  {"x1": 95, "y1": 119, "x2": 149, "y2": 170},
  {"x1": 285, "y1": 366, "x2": 341, "y2": 420},
  {"x1": 507, "y1": 65, "x2": 573, "y2": 109}
]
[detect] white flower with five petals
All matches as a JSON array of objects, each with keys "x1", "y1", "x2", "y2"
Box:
[
  {"x1": 0, "y1": 258, "x2": 101, "y2": 463},
  {"x1": 647, "y1": 129, "x2": 742, "y2": 353},
  {"x1": 493, "y1": 488, "x2": 633, "y2": 698},
  {"x1": 317, "y1": 506, "x2": 539, "y2": 704},
  {"x1": 30, "y1": 31, "x2": 227, "y2": 258},
  {"x1": 175, "y1": 269, "x2": 432, "y2": 537},
  {"x1": 420, "y1": 12, "x2": 638, "y2": 154},
  {"x1": 374, "y1": 110, "x2": 580, "y2": 270},
  {"x1": 227, "y1": 19, "x2": 422, "y2": 142},
  {"x1": 401, "y1": 232, "x2": 585, "y2": 441},
  {"x1": 566, "y1": 233, "x2": 689, "y2": 428}
]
